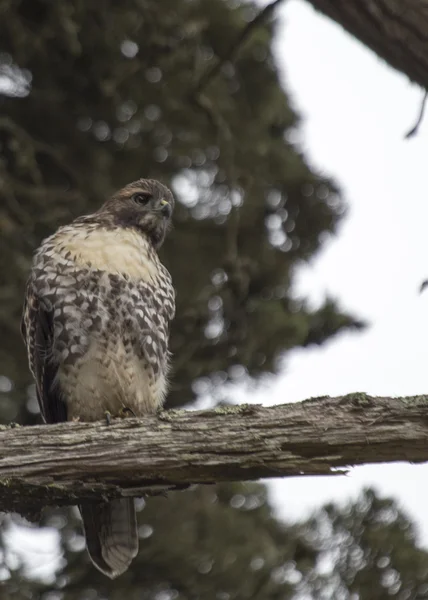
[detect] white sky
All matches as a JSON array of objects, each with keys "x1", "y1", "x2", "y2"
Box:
[
  {"x1": 9, "y1": 0, "x2": 428, "y2": 580},
  {"x1": 248, "y1": 0, "x2": 428, "y2": 546}
]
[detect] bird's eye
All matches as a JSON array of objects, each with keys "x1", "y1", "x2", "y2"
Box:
[{"x1": 132, "y1": 192, "x2": 151, "y2": 205}]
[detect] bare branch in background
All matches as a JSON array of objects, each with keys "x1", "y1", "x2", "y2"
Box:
[
  {"x1": 405, "y1": 90, "x2": 428, "y2": 138},
  {"x1": 195, "y1": 0, "x2": 284, "y2": 97}
]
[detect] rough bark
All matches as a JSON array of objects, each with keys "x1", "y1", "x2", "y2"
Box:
[
  {"x1": 1, "y1": 393, "x2": 428, "y2": 516},
  {"x1": 306, "y1": 0, "x2": 428, "y2": 89}
]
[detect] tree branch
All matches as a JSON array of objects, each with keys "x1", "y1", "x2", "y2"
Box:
[
  {"x1": 305, "y1": 0, "x2": 428, "y2": 90},
  {"x1": 405, "y1": 90, "x2": 428, "y2": 138},
  {"x1": 194, "y1": 0, "x2": 284, "y2": 97},
  {"x1": 2, "y1": 393, "x2": 428, "y2": 515}
]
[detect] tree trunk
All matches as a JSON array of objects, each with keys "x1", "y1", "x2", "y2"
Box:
[{"x1": 2, "y1": 393, "x2": 428, "y2": 516}]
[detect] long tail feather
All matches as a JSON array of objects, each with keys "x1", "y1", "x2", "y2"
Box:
[{"x1": 80, "y1": 498, "x2": 138, "y2": 578}]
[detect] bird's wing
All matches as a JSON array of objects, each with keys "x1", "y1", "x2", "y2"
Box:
[{"x1": 21, "y1": 282, "x2": 67, "y2": 423}]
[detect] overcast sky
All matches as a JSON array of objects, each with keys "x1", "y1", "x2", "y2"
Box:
[{"x1": 247, "y1": 0, "x2": 428, "y2": 546}]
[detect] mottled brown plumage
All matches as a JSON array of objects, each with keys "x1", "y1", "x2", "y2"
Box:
[{"x1": 21, "y1": 179, "x2": 175, "y2": 578}]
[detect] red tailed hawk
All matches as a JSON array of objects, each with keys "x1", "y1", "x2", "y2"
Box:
[{"x1": 21, "y1": 179, "x2": 175, "y2": 578}]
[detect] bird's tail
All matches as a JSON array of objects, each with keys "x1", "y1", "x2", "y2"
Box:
[{"x1": 80, "y1": 498, "x2": 138, "y2": 578}]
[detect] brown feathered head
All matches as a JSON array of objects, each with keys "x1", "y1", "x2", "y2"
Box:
[{"x1": 99, "y1": 178, "x2": 175, "y2": 248}]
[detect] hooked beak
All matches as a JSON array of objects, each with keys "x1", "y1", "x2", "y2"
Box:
[{"x1": 159, "y1": 199, "x2": 172, "y2": 218}]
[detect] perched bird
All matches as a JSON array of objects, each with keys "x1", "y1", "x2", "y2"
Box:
[{"x1": 21, "y1": 178, "x2": 175, "y2": 578}]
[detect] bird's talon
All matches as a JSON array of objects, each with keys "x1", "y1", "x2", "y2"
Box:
[{"x1": 119, "y1": 406, "x2": 136, "y2": 418}]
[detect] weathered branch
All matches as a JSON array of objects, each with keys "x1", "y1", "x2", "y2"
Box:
[{"x1": 2, "y1": 393, "x2": 428, "y2": 515}]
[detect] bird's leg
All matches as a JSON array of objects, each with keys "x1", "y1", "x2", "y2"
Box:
[{"x1": 104, "y1": 410, "x2": 112, "y2": 426}]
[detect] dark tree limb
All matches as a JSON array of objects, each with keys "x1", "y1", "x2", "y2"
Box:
[
  {"x1": 191, "y1": 0, "x2": 283, "y2": 147},
  {"x1": 2, "y1": 393, "x2": 428, "y2": 515},
  {"x1": 195, "y1": 0, "x2": 284, "y2": 96},
  {"x1": 306, "y1": 0, "x2": 428, "y2": 89}
]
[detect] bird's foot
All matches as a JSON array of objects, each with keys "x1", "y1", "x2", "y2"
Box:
[
  {"x1": 72, "y1": 416, "x2": 80, "y2": 423},
  {"x1": 104, "y1": 410, "x2": 112, "y2": 426},
  {"x1": 118, "y1": 406, "x2": 136, "y2": 418}
]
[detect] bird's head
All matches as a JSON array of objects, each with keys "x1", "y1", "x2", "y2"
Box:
[{"x1": 100, "y1": 178, "x2": 175, "y2": 248}]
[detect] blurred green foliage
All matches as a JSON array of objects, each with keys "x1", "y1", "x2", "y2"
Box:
[{"x1": 2, "y1": 487, "x2": 428, "y2": 599}]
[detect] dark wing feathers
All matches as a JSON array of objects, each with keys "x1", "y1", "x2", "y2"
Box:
[{"x1": 22, "y1": 283, "x2": 67, "y2": 423}]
